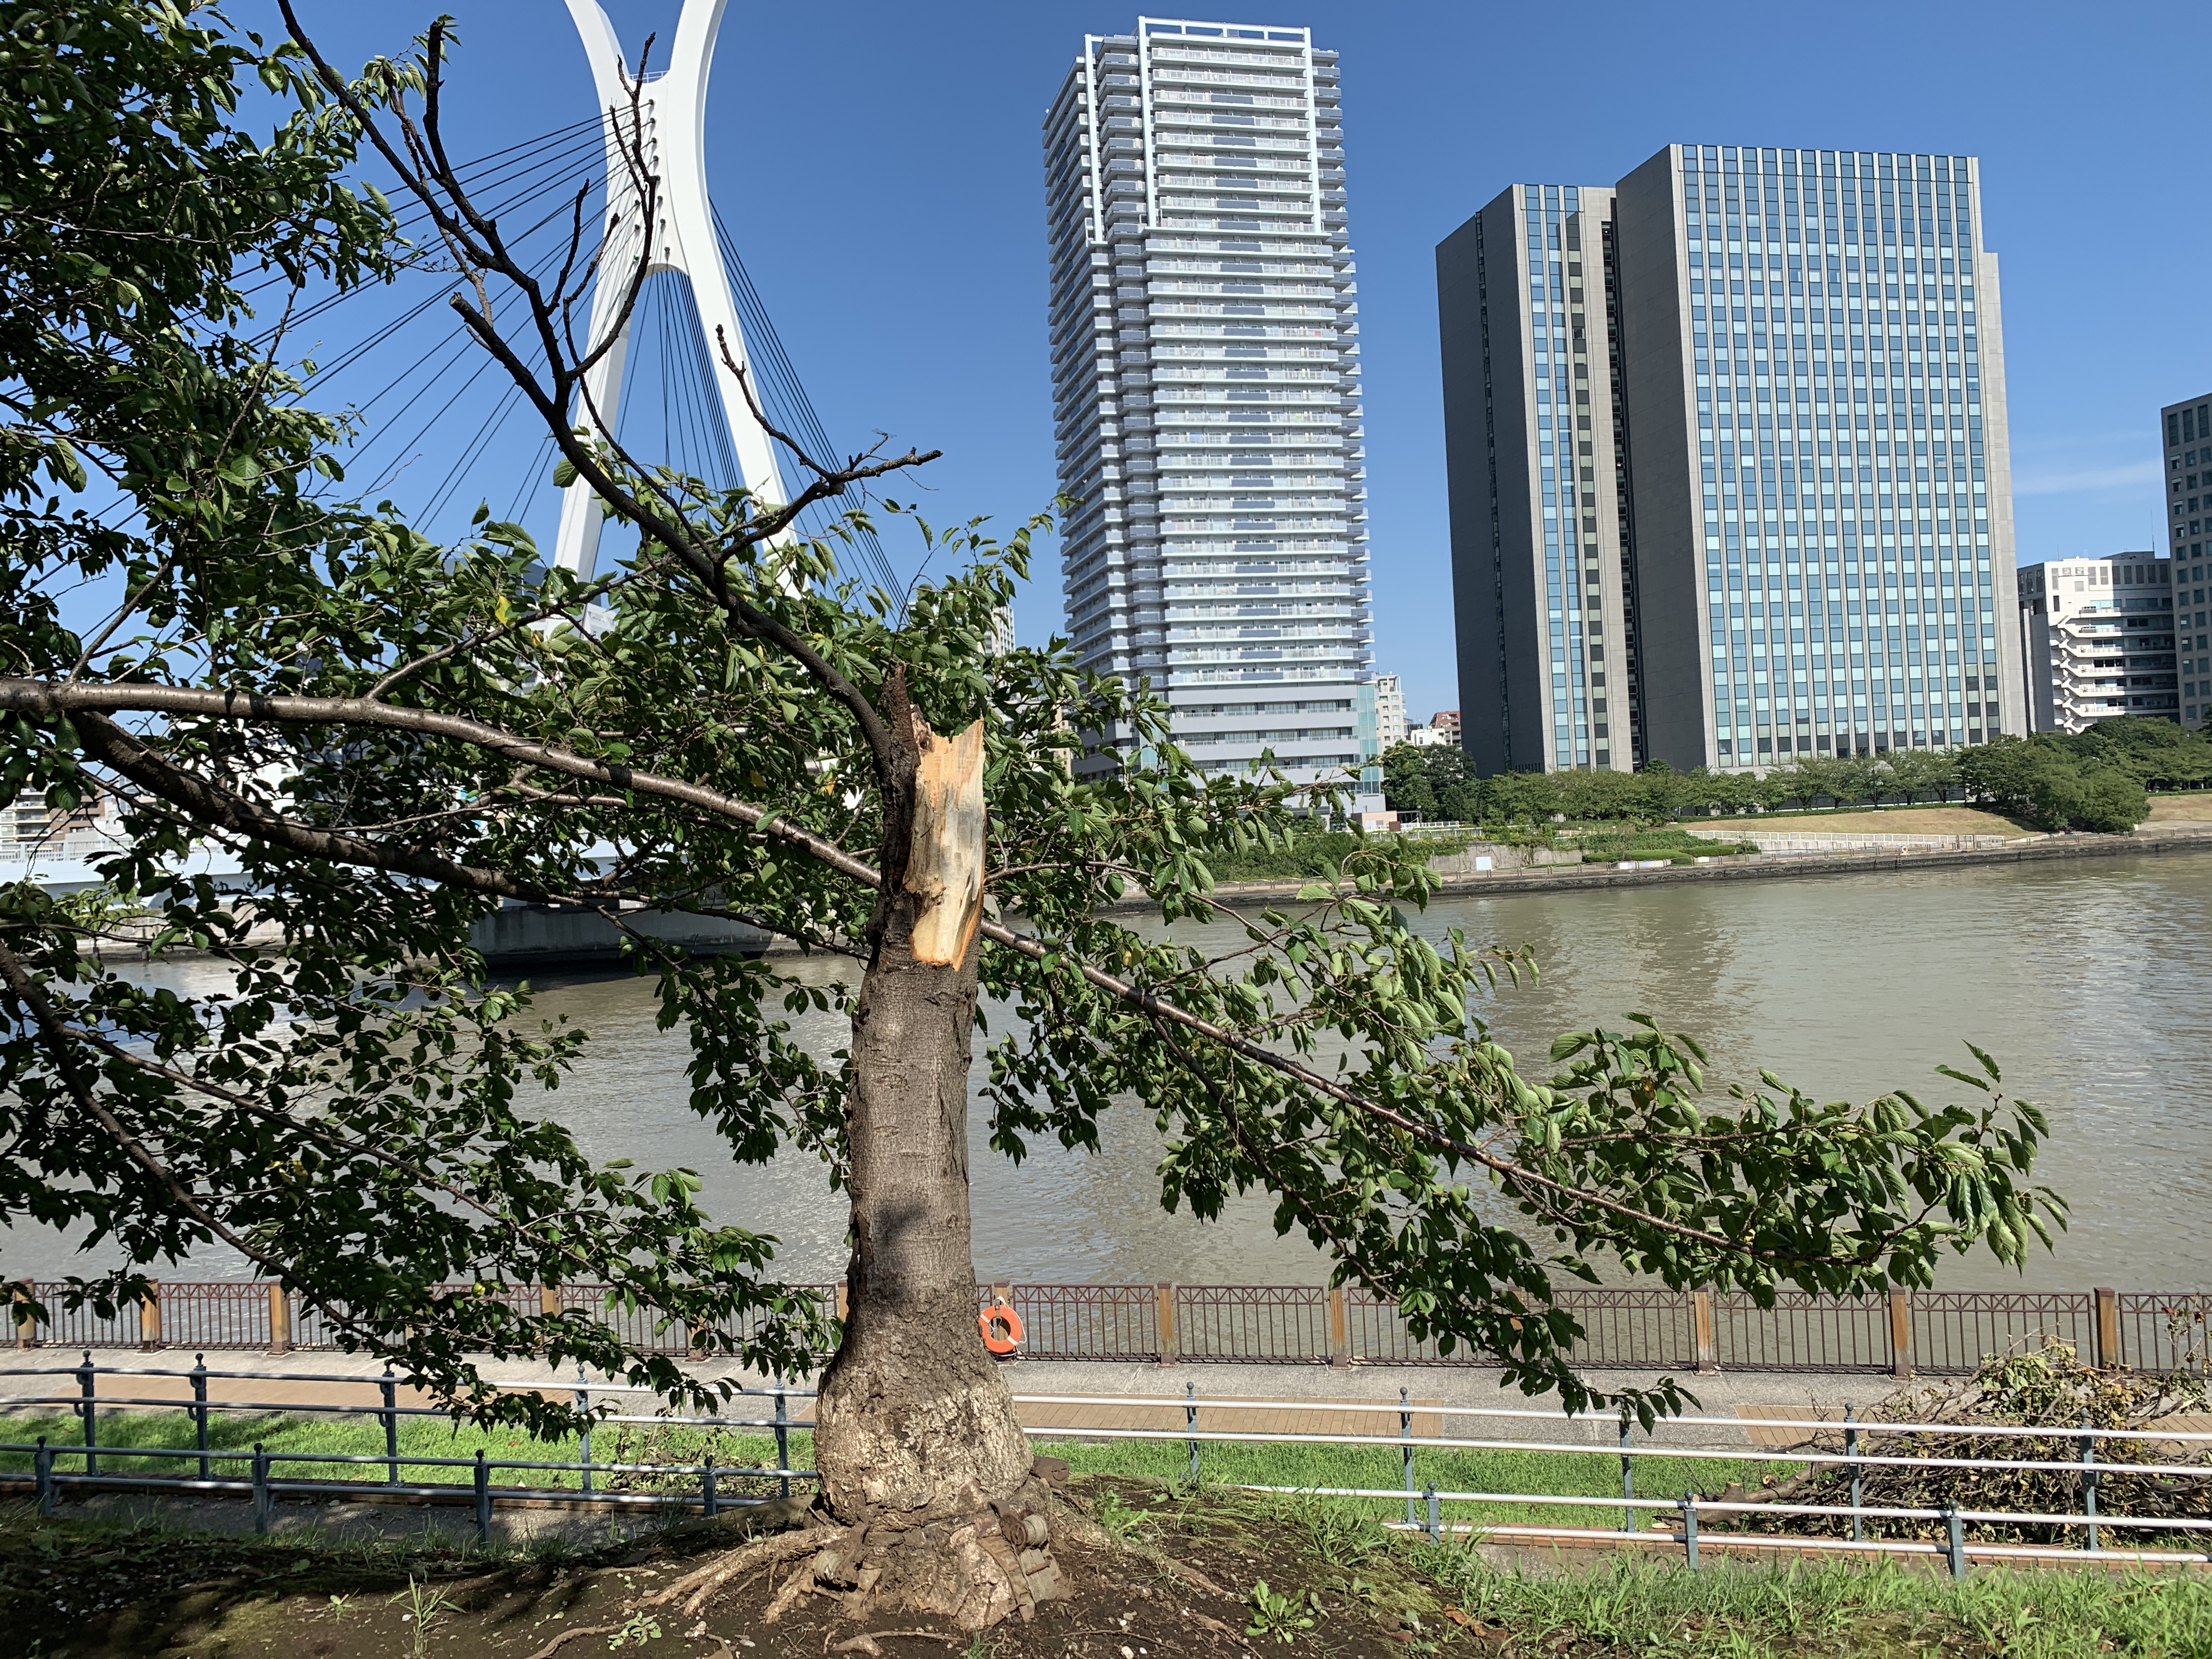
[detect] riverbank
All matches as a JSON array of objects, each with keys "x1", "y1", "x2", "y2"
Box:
[{"x1": 1157, "y1": 821, "x2": 2212, "y2": 911}]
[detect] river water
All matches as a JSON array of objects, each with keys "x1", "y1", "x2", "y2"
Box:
[{"x1": 9, "y1": 852, "x2": 2210, "y2": 1293}]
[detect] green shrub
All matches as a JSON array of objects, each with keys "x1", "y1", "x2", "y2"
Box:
[{"x1": 1571, "y1": 827, "x2": 1758, "y2": 864}]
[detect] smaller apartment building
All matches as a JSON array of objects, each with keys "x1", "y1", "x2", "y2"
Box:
[{"x1": 2016, "y1": 553, "x2": 2177, "y2": 732}]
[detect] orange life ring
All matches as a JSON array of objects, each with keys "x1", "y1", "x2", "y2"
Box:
[{"x1": 979, "y1": 1300, "x2": 1024, "y2": 1356}]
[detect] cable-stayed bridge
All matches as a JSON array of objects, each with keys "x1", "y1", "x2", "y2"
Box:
[
  {"x1": 262, "y1": 0, "x2": 903, "y2": 593},
  {"x1": 4, "y1": 0, "x2": 899, "y2": 924}
]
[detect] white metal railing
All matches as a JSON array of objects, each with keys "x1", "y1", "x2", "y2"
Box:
[{"x1": 2, "y1": 1359, "x2": 2207, "y2": 1573}]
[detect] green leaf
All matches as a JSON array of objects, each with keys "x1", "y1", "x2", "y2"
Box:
[{"x1": 47, "y1": 436, "x2": 86, "y2": 492}]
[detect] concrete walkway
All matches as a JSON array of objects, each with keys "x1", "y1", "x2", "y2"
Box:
[{"x1": 0, "y1": 1348, "x2": 1906, "y2": 1455}]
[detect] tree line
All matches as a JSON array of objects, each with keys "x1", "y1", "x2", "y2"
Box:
[{"x1": 1382, "y1": 715, "x2": 2208, "y2": 833}]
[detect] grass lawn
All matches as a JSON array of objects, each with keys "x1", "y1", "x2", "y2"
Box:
[{"x1": 0, "y1": 1404, "x2": 1805, "y2": 1533}]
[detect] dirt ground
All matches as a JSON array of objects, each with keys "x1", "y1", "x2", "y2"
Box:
[
  {"x1": 0, "y1": 1479, "x2": 1491, "y2": 1659},
  {"x1": 1695, "y1": 806, "x2": 2034, "y2": 837}
]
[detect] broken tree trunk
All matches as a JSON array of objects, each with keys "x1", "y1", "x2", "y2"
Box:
[{"x1": 810, "y1": 699, "x2": 1052, "y2": 1628}]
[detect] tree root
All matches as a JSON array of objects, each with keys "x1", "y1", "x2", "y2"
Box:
[
  {"x1": 830, "y1": 1630, "x2": 959, "y2": 1655},
  {"x1": 761, "y1": 1558, "x2": 817, "y2": 1624},
  {"x1": 1182, "y1": 1607, "x2": 1257, "y2": 1651},
  {"x1": 650, "y1": 1523, "x2": 845, "y2": 1619},
  {"x1": 521, "y1": 1622, "x2": 624, "y2": 1659},
  {"x1": 1155, "y1": 1555, "x2": 1228, "y2": 1598}
]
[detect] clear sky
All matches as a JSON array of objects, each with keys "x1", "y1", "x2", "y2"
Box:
[{"x1": 255, "y1": 0, "x2": 2212, "y2": 721}]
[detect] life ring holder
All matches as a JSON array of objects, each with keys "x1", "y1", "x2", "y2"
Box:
[{"x1": 979, "y1": 1297, "x2": 1024, "y2": 1359}]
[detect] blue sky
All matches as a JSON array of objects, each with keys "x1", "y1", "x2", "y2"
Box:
[{"x1": 257, "y1": 0, "x2": 2211, "y2": 720}]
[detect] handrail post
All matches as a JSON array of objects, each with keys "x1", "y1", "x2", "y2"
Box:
[
  {"x1": 772, "y1": 1375, "x2": 791, "y2": 1502},
  {"x1": 1184, "y1": 1381, "x2": 1200, "y2": 1483},
  {"x1": 252, "y1": 1443, "x2": 270, "y2": 1534},
  {"x1": 473, "y1": 1449, "x2": 490, "y2": 1547},
  {"x1": 381, "y1": 1367, "x2": 399, "y2": 1486},
  {"x1": 1887, "y1": 1287, "x2": 1912, "y2": 1380},
  {"x1": 139, "y1": 1280, "x2": 161, "y2": 1351},
  {"x1": 266, "y1": 1282, "x2": 291, "y2": 1357},
  {"x1": 1691, "y1": 1290, "x2": 1718, "y2": 1374},
  {"x1": 1680, "y1": 1492, "x2": 1699, "y2": 1570},
  {"x1": 1424, "y1": 1482, "x2": 1440, "y2": 1544},
  {"x1": 1400, "y1": 1387, "x2": 1417, "y2": 1526},
  {"x1": 575, "y1": 1363, "x2": 592, "y2": 1494},
  {"x1": 77, "y1": 1349, "x2": 97, "y2": 1479},
  {"x1": 702, "y1": 1453, "x2": 718, "y2": 1520},
  {"x1": 2080, "y1": 1414, "x2": 2099, "y2": 1552},
  {"x1": 193, "y1": 1354, "x2": 211, "y2": 1480},
  {"x1": 34, "y1": 1436, "x2": 52, "y2": 1517},
  {"x1": 1327, "y1": 1285, "x2": 1349, "y2": 1367},
  {"x1": 1155, "y1": 1282, "x2": 1178, "y2": 1366},
  {"x1": 2093, "y1": 1287, "x2": 2119, "y2": 1370},
  {"x1": 1618, "y1": 1409, "x2": 1634, "y2": 1536},
  {"x1": 1844, "y1": 1404, "x2": 1861, "y2": 1544},
  {"x1": 12, "y1": 1279, "x2": 33, "y2": 1349},
  {"x1": 1943, "y1": 1502, "x2": 1966, "y2": 1580}
]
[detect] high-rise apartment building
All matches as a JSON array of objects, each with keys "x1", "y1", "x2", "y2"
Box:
[
  {"x1": 2160, "y1": 392, "x2": 2212, "y2": 729},
  {"x1": 1372, "y1": 672, "x2": 1406, "y2": 748},
  {"x1": 1043, "y1": 18, "x2": 1376, "y2": 804},
  {"x1": 2017, "y1": 554, "x2": 2176, "y2": 731},
  {"x1": 1441, "y1": 145, "x2": 2026, "y2": 774}
]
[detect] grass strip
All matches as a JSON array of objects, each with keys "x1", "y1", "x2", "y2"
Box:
[
  {"x1": 0, "y1": 1406, "x2": 1802, "y2": 1529},
  {"x1": 1409, "y1": 1547, "x2": 2212, "y2": 1657}
]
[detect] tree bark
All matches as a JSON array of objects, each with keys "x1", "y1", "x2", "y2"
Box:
[
  {"x1": 812, "y1": 922, "x2": 1029, "y2": 1519},
  {"x1": 810, "y1": 692, "x2": 1045, "y2": 1627}
]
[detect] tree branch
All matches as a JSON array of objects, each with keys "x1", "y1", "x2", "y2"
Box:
[{"x1": 1, "y1": 680, "x2": 1857, "y2": 1271}]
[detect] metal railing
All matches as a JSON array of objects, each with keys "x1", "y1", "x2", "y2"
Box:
[
  {"x1": 8, "y1": 1280, "x2": 2188, "y2": 1376},
  {"x1": 3, "y1": 1357, "x2": 2209, "y2": 1576},
  {"x1": 0, "y1": 1354, "x2": 815, "y2": 1543}
]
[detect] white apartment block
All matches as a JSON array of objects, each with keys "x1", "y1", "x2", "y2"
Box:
[
  {"x1": 1042, "y1": 16, "x2": 1376, "y2": 806},
  {"x1": 2016, "y1": 553, "x2": 2178, "y2": 732},
  {"x1": 1372, "y1": 672, "x2": 1406, "y2": 747}
]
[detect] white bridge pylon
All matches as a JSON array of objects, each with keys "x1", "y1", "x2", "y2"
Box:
[{"x1": 554, "y1": 0, "x2": 788, "y2": 580}]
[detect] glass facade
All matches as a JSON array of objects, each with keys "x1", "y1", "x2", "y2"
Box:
[
  {"x1": 1523, "y1": 186, "x2": 1627, "y2": 772},
  {"x1": 1678, "y1": 146, "x2": 2009, "y2": 765},
  {"x1": 1042, "y1": 18, "x2": 1375, "y2": 801},
  {"x1": 2161, "y1": 392, "x2": 2212, "y2": 727},
  {"x1": 1442, "y1": 143, "x2": 2026, "y2": 774},
  {"x1": 1437, "y1": 184, "x2": 1636, "y2": 776}
]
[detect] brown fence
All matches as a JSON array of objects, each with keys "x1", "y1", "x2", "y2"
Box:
[{"x1": 9, "y1": 1279, "x2": 2199, "y2": 1377}]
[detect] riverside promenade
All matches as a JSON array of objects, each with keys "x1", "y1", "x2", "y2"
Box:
[
  {"x1": 1147, "y1": 819, "x2": 2212, "y2": 913},
  {"x1": 0, "y1": 1344, "x2": 1956, "y2": 1446}
]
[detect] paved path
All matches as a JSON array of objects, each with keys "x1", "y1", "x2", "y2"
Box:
[{"x1": 0, "y1": 1349, "x2": 1908, "y2": 1454}]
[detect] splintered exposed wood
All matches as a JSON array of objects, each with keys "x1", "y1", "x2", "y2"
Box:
[{"x1": 904, "y1": 714, "x2": 985, "y2": 967}]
